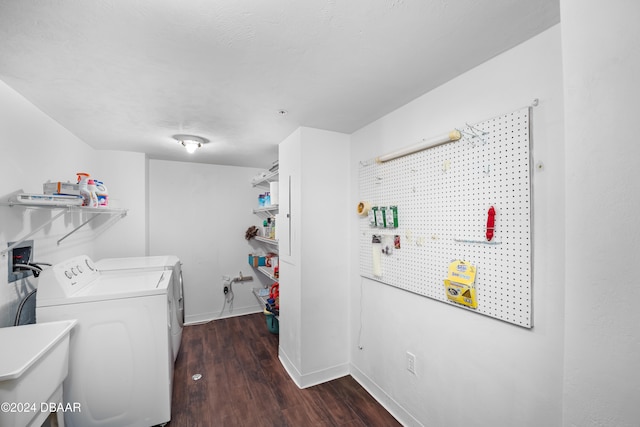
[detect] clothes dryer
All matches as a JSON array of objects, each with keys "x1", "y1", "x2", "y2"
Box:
[
  {"x1": 95, "y1": 256, "x2": 184, "y2": 362},
  {"x1": 36, "y1": 255, "x2": 174, "y2": 427}
]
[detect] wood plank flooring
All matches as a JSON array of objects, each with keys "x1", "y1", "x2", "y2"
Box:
[{"x1": 167, "y1": 313, "x2": 401, "y2": 427}]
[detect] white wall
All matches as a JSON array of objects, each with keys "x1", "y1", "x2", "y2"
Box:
[
  {"x1": 148, "y1": 159, "x2": 269, "y2": 324},
  {"x1": 278, "y1": 128, "x2": 303, "y2": 372},
  {"x1": 349, "y1": 26, "x2": 565, "y2": 426},
  {"x1": 561, "y1": 1, "x2": 640, "y2": 426},
  {"x1": 298, "y1": 127, "x2": 350, "y2": 380},
  {"x1": 277, "y1": 127, "x2": 351, "y2": 388},
  {"x1": 91, "y1": 151, "x2": 147, "y2": 260},
  {"x1": 0, "y1": 79, "x2": 147, "y2": 328}
]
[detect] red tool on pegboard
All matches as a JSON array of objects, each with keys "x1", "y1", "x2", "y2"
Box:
[{"x1": 486, "y1": 206, "x2": 496, "y2": 241}]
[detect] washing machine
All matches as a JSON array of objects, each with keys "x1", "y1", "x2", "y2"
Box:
[
  {"x1": 95, "y1": 255, "x2": 184, "y2": 362},
  {"x1": 36, "y1": 255, "x2": 174, "y2": 427}
]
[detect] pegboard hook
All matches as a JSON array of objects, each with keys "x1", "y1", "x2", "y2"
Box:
[
  {"x1": 457, "y1": 123, "x2": 489, "y2": 146},
  {"x1": 466, "y1": 122, "x2": 488, "y2": 139}
]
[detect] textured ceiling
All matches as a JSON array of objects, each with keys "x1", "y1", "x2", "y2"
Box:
[{"x1": 0, "y1": 0, "x2": 559, "y2": 168}]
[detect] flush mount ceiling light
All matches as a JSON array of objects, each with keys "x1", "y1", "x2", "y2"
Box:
[{"x1": 173, "y1": 134, "x2": 209, "y2": 154}]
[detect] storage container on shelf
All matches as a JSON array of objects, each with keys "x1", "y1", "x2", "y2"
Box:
[{"x1": 264, "y1": 309, "x2": 279, "y2": 334}]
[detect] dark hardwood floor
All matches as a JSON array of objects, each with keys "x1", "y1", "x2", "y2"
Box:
[{"x1": 167, "y1": 313, "x2": 401, "y2": 427}]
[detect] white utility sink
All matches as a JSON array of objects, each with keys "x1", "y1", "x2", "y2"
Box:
[{"x1": 0, "y1": 319, "x2": 77, "y2": 427}]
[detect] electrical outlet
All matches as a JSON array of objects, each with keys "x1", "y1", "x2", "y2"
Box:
[
  {"x1": 222, "y1": 276, "x2": 231, "y2": 295},
  {"x1": 406, "y1": 351, "x2": 416, "y2": 375}
]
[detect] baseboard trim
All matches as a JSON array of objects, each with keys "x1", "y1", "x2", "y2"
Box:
[
  {"x1": 184, "y1": 307, "x2": 262, "y2": 325},
  {"x1": 278, "y1": 346, "x2": 350, "y2": 389},
  {"x1": 350, "y1": 364, "x2": 423, "y2": 427}
]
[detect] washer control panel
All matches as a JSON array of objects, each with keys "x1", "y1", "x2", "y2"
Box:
[{"x1": 37, "y1": 255, "x2": 100, "y2": 301}]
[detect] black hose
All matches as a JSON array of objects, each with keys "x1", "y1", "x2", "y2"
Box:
[
  {"x1": 12, "y1": 262, "x2": 49, "y2": 325},
  {"x1": 13, "y1": 263, "x2": 45, "y2": 277},
  {"x1": 14, "y1": 289, "x2": 37, "y2": 326}
]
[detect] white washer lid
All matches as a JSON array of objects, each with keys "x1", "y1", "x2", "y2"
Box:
[
  {"x1": 37, "y1": 270, "x2": 171, "y2": 307},
  {"x1": 96, "y1": 255, "x2": 179, "y2": 271}
]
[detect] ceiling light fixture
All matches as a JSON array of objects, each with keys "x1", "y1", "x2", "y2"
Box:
[{"x1": 173, "y1": 134, "x2": 209, "y2": 154}]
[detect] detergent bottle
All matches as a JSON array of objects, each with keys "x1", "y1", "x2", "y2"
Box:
[
  {"x1": 86, "y1": 179, "x2": 99, "y2": 208},
  {"x1": 77, "y1": 172, "x2": 91, "y2": 206},
  {"x1": 76, "y1": 172, "x2": 98, "y2": 207},
  {"x1": 94, "y1": 180, "x2": 108, "y2": 206}
]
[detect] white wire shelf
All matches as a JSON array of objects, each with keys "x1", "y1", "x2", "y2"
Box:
[
  {"x1": 254, "y1": 236, "x2": 278, "y2": 246},
  {"x1": 252, "y1": 288, "x2": 278, "y2": 320},
  {"x1": 253, "y1": 204, "x2": 279, "y2": 214},
  {"x1": 0, "y1": 201, "x2": 128, "y2": 256},
  {"x1": 251, "y1": 170, "x2": 279, "y2": 187},
  {"x1": 257, "y1": 266, "x2": 278, "y2": 280}
]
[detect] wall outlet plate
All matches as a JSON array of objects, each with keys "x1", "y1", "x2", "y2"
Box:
[{"x1": 407, "y1": 351, "x2": 416, "y2": 375}]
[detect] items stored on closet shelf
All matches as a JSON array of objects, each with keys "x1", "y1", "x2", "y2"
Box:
[
  {"x1": 43, "y1": 181, "x2": 80, "y2": 196},
  {"x1": 93, "y1": 180, "x2": 108, "y2": 206},
  {"x1": 43, "y1": 172, "x2": 109, "y2": 207},
  {"x1": 265, "y1": 253, "x2": 278, "y2": 269},
  {"x1": 15, "y1": 193, "x2": 83, "y2": 206},
  {"x1": 257, "y1": 186, "x2": 279, "y2": 207},
  {"x1": 269, "y1": 181, "x2": 279, "y2": 205},
  {"x1": 262, "y1": 216, "x2": 276, "y2": 239},
  {"x1": 248, "y1": 253, "x2": 266, "y2": 267},
  {"x1": 245, "y1": 225, "x2": 259, "y2": 240},
  {"x1": 265, "y1": 309, "x2": 279, "y2": 334},
  {"x1": 265, "y1": 282, "x2": 279, "y2": 316},
  {"x1": 76, "y1": 173, "x2": 97, "y2": 207},
  {"x1": 248, "y1": 252, "x2": 278, "y2": 269},
  {"x1": 251, "y1": 160, "x2": 278, "y2": 182},
  {"x1": 258, "y1": 192, "x2": 270, "y2": 207}
]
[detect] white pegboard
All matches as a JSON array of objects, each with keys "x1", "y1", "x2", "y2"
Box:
[{"x1": 358, "y1": 107, "x2": 532, "y2": 328}]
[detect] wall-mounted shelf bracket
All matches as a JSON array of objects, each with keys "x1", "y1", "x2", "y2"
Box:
[{"x1": 0, "y1": 201, "x2": 128, "y2": 257}]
